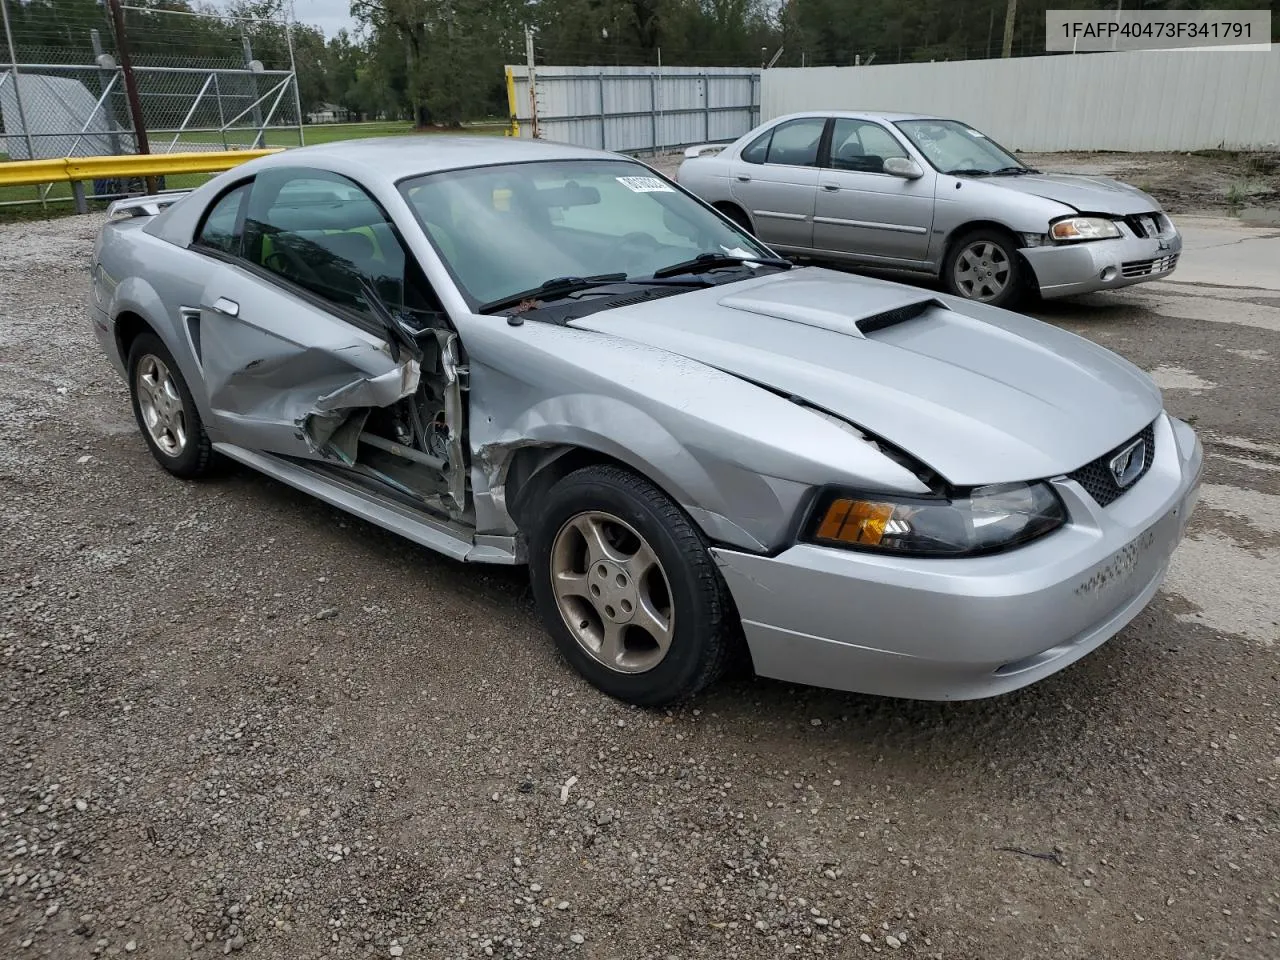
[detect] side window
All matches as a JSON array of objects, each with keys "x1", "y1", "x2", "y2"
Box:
[
  {"x1": 830, "y1": 119, "x2": 908, "y2": 173},
  {"x1": 740, "y1": 130, "x2": 772, "y2": 165},
  {"x1": 242, "y1": 168, "x2": 441, "y2": 324},
  {"x1": 194, "y1": 183, "x2": 249, "y2": 254},
  {"x1": 764, "y1": 118, "x2": 826, "y2": 168}
]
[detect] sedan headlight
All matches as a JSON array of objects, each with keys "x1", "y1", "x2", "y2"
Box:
[
  {"x1": 806, "y1": 481, "x2": 1066, "y2": 557},
  {"x1": 1049, "y1": 216, "x2": 1121, "y2": 242}
]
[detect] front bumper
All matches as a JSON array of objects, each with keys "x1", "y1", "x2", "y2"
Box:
[
  {"x1": 1020, "y1": 229, "x2": 1182, "y2": 299},
  {"x1": 712, "y1": 414, "x2": 1203, "y2": 701}
]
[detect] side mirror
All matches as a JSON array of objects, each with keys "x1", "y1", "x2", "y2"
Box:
[{"x1": 884, "y1": 157, "x2": 924, "y2": 180}]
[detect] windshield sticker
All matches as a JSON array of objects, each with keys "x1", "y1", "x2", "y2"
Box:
[{"x1": 616, "y1": 176, "x2": 673, "y2": 193}]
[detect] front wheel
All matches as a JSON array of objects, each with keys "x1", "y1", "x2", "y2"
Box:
[
  {"x1": 527, "y1": 465, "x2": 737, "y2": 706},
  {"x1": 944, "y1": 229, "x2": 1027, "y2": 308}
]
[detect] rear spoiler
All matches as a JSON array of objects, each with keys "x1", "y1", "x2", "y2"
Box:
[
  {"x1": 106, "y1": 192, "x2": 191, "y2": 221},
  {"x1": 683, "y1": 142, "x2": 730, "y2": 159}
]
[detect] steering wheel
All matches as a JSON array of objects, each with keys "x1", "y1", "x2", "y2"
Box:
[
  {"x1": 262, "y1": 242, "x2": 323, "y2": 285},
  {"x1": 609, "y1": 231, "x2": 663, "y2": 270}
]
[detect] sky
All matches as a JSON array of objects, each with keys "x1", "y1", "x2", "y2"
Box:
[
  {"x1": 207, "y1": 0, "x2": 360, "y2": 39},
  {"x1": 291, "y1": 0, "x2": 359, "y2": 38}
]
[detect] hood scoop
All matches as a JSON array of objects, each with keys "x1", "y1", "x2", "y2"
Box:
[{"x1": 718, "y1": 278, "x2": 945, "y2": 338}]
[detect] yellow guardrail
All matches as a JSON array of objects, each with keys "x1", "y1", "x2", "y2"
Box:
[{"x1": 0, "y1": 149, "x2": 282, "y2": 209}]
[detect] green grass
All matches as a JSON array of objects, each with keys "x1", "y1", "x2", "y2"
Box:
[
  {"x1": 0, "y1": 120, "x2": 508, "y2": 219},
  {"x1": 172, "y1": 119, "x2": 507, "y2": 149}
]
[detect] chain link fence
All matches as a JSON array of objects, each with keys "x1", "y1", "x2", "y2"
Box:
[{"x1": 0, "y1": 2, "x2": 302, "y2": 211}]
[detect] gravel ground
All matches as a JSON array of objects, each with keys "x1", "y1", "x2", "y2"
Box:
[{"x1": 1, "y1": 209, "x2": 1278, "y2": 960}]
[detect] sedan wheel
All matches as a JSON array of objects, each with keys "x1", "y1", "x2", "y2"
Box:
[
  {"x1": 528, "y1": 464, "x2": 737, "y2": 706},
  {"x1": 945, "y1": 229, "x2": 1025, "y2": 308},
  {"x1": 127, "y1": 332, "x2": 216, "y2": 478}
]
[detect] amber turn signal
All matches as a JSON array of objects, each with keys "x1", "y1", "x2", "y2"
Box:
[{"x1": 813, "y1": 498, "x2": 895, "y2": 545}]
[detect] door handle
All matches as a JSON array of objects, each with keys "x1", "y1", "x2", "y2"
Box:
[
  {"x1": 821, "y1": 183, "x2": 840, "y2": 192},
  {"x1": 736, "y1": 175, "x2": 751, "y2": 183},
  {"x1": 210, "y1": 297, "x2": 239, "y2": 318}
]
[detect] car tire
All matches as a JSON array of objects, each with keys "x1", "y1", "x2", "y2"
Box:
[
  {"x1": 715, "y1": 203, "x2": 754, "y2": 235},
  {"x1": 943, "y1": 228, "x2": 1027, "y2": 308},
  {"x1": 527, "y1": 464, "x2": 737, "y2": 707},
  {"x1": 127, "y1": 332, "x2": 216, "y2": 479}
]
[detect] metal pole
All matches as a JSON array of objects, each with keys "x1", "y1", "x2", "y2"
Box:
[
  {"x1": 598, "y1": 73, "x2": 606, "y2": 150},
  {"x1": 655, "y1": 50, "x2": 663, "y2": 156},
  {"x1": 90, "y1": 29, "x2": 123, "y2": 157},
  {"x1": 285, "y1": 8, "x2": 305, "y2": 146},
  {"x1": 106, "y1": 0, "x2": 156, "y2": 193},
  {"x1": 701, "y1": 74, "x2": 709, "y2": 143},
  {"x1": 649, "y1": 74, "x2": 657, "y2": 156},
  {"x1": 242, "y1": 34, "x2": 265, "y2": 148},
  {"x1": 0, "y1": 0, "x2": 39, "y2": 164},
  {"x1": 524, "y1": 24, "x2": 538, "y2": 139}
]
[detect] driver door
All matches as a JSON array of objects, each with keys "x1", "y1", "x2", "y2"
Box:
[{"x1": 189, "y1": 168, "x2": 423, "y2": 459}]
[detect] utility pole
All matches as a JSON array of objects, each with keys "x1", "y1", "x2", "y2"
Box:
[
  {"x1": 1001, "y1": 0, "x2": 1017, "y2": 58},
  {"x1": 106, "y1": 0, "x2": 155, "y2": 194},
  {"x1": 524, "y1": 25, "x2": 539, "y2": 139}
]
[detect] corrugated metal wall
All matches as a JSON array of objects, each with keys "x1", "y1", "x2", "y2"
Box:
[
  {"x1": 507, "y1": 65, "x2": 760, "y2": 154},
  {"x1": 761, "y1": 50, "x2": 1280, "y2": 152}
]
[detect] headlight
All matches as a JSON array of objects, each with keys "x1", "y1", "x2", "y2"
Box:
[
  {"x1": 806, "y1": 481, "x2": 1066, "y2": 557},
  {"x1": 1049, "y1": 216, "x2": 1121, "y2": 242}
]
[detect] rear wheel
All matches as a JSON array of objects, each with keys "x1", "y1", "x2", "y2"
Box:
[
  {"x1": 528, "y1": 465, "x2": 736, "y2": 706},
  {"x1": 127, "y1": 332, "x2": 216, "y2": 478},
  {"x1": 944, "y1": 229, "x2": 1026, "y2": 308}
]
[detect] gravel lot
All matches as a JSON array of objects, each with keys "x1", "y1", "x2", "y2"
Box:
[{"x1": 2, "y1": 205, "x2": 1278, "y2": 960}]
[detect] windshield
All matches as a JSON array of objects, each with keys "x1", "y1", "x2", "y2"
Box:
[
  {"x1": 894, "y1": 119, "x2": 1026, "y2": 175},
  {"x1": 399, "y1": 159, "x2": 774, "y2": 309}
]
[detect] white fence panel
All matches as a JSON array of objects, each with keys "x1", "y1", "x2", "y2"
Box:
[
  {"x1": 761, "y1": 50, "x2": 1280, "y2": 152},
  {"x1": 507, "y1": 65, "x2": 760, "y2": 154}
]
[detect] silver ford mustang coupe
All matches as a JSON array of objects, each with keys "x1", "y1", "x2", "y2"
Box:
[
  {"x1": 89, "y1": 137, "x2": 1202, "y2": 707},
  {"x1": 677, "y1": 112, "x2": 1182, "y2": 307}
]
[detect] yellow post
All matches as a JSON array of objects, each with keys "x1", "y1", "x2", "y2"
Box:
[{"x1": 505, "y1": 67, "x2": 520, "y2": 138}]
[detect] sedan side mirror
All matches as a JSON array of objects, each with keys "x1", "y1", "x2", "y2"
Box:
[{"x1": 884, "y1": 157, "x2": 924, "y2": 180}]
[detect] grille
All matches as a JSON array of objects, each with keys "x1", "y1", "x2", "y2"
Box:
[
  {"x1": 1067, "y1": 422, "x2": 1156, "y2": 508},
  {"x1": 1121, "y1": 214, "x2": 1168, "y2": 239},
  {"x1": 1121, "y1": 254, "x2": 1178, "y2": 278}
]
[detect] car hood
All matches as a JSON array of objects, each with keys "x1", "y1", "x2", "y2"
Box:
[
  {"x1": 988, "y1": 172, "x2": 1161, "y2": 215},
  {"x1": 569, "y1": 269, "x2": 1162, "y2": 486}
]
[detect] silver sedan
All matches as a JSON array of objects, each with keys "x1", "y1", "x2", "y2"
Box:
[
  {"x1": 677, "y1": 111, "x2": 1182, "y2": 307},
  {"x1": 89, "y1": 137, "x2": 1201, "y2": 707}
]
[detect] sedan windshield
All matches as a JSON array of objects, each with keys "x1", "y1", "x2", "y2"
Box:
[
  {"x1": 894, "y1": 119, "x2": 1028, "y2": 176},
  {"x1": 399, "y1": 159, "x2": 776, "y2": 309}
]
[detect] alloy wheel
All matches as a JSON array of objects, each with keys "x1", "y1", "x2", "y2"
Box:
[
  {"x1": 953, "y1": 240, "x2": 1012, "y2": 302},
  {"x1": 549, "y1": 510, "x2": 675, "y2": 674},
  {"x1": 135, "y1": 354, "x2": 188, "y2": 457}
]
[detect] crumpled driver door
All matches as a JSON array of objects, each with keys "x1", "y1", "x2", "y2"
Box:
[{"x1": 192, "y1": 261, "x2": 418, "y2": 460}]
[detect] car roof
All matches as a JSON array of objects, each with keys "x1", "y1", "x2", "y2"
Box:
[
  {"x1": 252, "y1": 135, "x2": 619, "y2": 182},
  {"x1": 767, "y1": 110, "x2": 943, "y2": 124}
]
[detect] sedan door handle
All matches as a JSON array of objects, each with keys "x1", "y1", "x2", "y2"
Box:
[
  {"x1": 821, "y1": 183, "x2": 840, "y2": 192},
  {"x1": 736, "y1": 175, "x2": 751, "y2": 183},
  {"x1": 210, "y1": 297, "x2": 239, "y2": 318}
]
